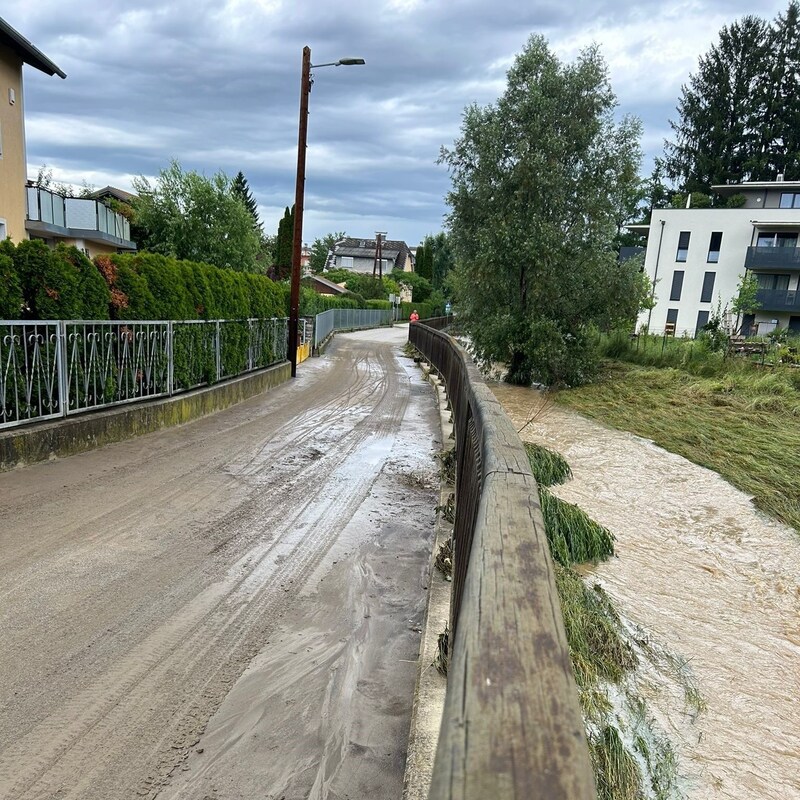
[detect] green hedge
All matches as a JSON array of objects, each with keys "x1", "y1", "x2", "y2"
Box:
[
  {"x1": 1, "y1": 239, "x2": 110, "y2": 320},
  {"x1": 365, "y1": 299, "x2": 391, "y2": 310},
  {"x1": 97, "y1": 252, "x2": 287, "y2": 320},
  {"x1": 1, "y1": 240, "x2": 385, "y2": 323},
  {"x1": 401, "y1": 299, "x2": 444, "y2": 320}
]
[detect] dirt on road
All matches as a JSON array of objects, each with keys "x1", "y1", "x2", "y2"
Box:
[{"x1": 0, "y1": 326, "x2": 439, "y2": 800}]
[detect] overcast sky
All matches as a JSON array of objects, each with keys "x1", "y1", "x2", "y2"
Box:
[{"x1": 6, "y1": 0, "x2": 791, "y2": 246}]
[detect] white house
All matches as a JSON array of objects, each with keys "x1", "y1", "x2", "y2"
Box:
[
  {"x1": 632, "y1": 179, "x2": 800, "y2": 337},
  {"x1": 327, "y1": 236, "x2": 414, "y2": 275}
]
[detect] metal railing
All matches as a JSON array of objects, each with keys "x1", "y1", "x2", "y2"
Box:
[
  {"x1": 409, "y1": 321, "x2": 595, "y2": 800},
  {"x1": 745, "y1": 245, "x2": 800, "y2": 270},
  {"x1": 1, "y1": 317, "x2": 288, "y2": 430},
  {"x1": 313, "y1": 307, "x2": 392, "y2": 349},
  {"x1": 26, "y1": 186, "x2": 132, "y2": 242}
]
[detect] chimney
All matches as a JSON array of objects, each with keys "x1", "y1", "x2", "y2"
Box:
[{"x1": 777, "y1": 173, "x2": 785, "y2": 182}]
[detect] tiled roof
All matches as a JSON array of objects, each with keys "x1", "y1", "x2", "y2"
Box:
[{"x1": 332, "y1": 237, "x2": 413, "y2": 270}]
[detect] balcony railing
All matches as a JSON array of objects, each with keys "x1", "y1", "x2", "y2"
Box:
[
  {"x1": 26, "y1": 186, "x2": 132, "y2": 244},
  {"x1": 755, "y1": 288, "x2": 800, "y2": 312},
  {"x1": 745, "y1": 246, "x2": 800, "y2": 270}
]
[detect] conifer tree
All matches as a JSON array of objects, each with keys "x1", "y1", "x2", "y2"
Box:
[{"x1": 231, "y1": 171, "x2": 262, "y2": 234}]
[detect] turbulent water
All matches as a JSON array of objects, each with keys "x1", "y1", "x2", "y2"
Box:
[{"x1": 491, "y1": 383, "x2": 800, "y2": 800}]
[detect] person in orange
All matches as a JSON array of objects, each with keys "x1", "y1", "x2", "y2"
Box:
[{"x1": 409, "y1": 310, "x2": 420, "y2": 322}]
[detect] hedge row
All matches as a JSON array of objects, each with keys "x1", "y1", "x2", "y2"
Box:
[{"x1": 0, "y1": 240, "x2": 369, "y2": 322}]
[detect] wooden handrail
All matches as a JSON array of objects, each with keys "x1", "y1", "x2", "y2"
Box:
[{"x1": 409, "y1": 322, "x2": 595, "y2": 800}]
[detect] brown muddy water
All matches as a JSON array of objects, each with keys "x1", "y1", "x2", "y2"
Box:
[{"x1": 491, "y1": 383, "x2": 800, "y2": 800}]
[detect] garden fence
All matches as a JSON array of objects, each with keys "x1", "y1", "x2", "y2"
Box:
[{"x1": 1, "y1": 317, "x2": 288, "y2": 431}]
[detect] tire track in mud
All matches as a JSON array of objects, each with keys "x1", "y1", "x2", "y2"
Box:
[{"x1": 0, "y1": 334, "x2": 420, "y2": 800}]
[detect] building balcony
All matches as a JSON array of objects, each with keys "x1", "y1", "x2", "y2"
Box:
[
  {"x1": 756, "y1": 288, "x2": 800, "y2": 312},
  {"x1": 745, "y1": 246, "x2": 800, "y2": 271},
  {"x1": 25, "y1": 186, "x2": 135, "y2": 250}
]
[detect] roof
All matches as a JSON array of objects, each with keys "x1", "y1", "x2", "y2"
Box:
[
  {"x1": 308, "y1": 274, "x2": 349, "y2": 294},
  {"x1": 712, "y1": 180, "x2": 800, "y2": 195},
  {"x1": 332, "y1": 237, "x2": 413, "y2": 269},
  {"x1": 88, "y1": 186, "x2": 136, "y2": 203},
  {"x1": 0, "y1": 17, "x2": 66, "y2": 78}
]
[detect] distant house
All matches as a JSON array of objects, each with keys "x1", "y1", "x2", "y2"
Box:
[
  {"x1": 328, "y1": 236, "x2": 414, "y2": 275},
  {"x1": 307, "y1": 274, "x2": 349, "y2": 297},
  {"x1": 631, "y1": 178, "x2": 800, "y2": 337},
  {"x1": 0, "y1": 16, "x2": 135, "y2": 256}
]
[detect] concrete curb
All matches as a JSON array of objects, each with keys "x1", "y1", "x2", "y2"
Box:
[
  {"x1": 402, "y1": 363, "x2": 452, "y2": 800},
  {"x1": 0, "y1": 361, "x2": 291, "y2": 472}
]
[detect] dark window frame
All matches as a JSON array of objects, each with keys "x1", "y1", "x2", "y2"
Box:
[
  {"x1": 676, "y1": 231, "x2": 690, "y2": 262},
  {"x1": 707, "y1": 231, "x2": 722, "y2": 263},
  {"x1": 700, "y1": 272, "x2": 716, "y2": 303},
  {"x1": 670, "y1": 270, "x2": 685, "y2": 301}
]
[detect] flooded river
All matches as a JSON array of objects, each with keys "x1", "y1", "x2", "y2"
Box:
[{"x1": 491, "y1": 383, "x2": 800, "y2": 800}]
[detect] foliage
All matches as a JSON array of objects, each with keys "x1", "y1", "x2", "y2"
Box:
[
  {"x1": 523, "y1": 442, "x2": 572, "y2": 487},
  {"x1": 230, "y1": 171, "x2": 262, "y2": 234},
  {"x1": 96, "y1": 252, "x2": 286, "y2": 321},
  {"x1": 440, "y1": 36, "x2": 647, "y2": 388},
  {"x1": 297, "y1": 286, "x2": 359, "y2": 316},
  {"x1": 132, "y1": 160, "x2": 261, "y2": 272},
  {"x1": 731, "y1": 272, "x2": 761, "y2": 317},
  {"x1": 415, "y1": 239, "x2": 434, "y2": 280},
  {"x1": 391, "y1": 268, "x2": 434, "y2": 303},
  {"x1": 0, "y1": 244, "x2": 24, "y2": 318},
  {"x1": 5, "y1": 240, "x2": 111, "y2": 320},
  {"x1": 664, "y1": 3, "x2": 800, "y2": 192},
  {"x1": 310, "y1": 231, "x2": 346, "y2": 273},
  {"x1": 272, "y1": 205, "x2": 295, "y2": 281}
]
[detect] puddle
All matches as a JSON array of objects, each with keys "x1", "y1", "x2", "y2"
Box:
[{"x1": 492, "y1": 383, "x2": 800, "y2": 800}]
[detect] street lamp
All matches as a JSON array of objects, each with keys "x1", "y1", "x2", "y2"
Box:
[{"x1": 289, "y1": 46, "x2": 365, "y2": 377}]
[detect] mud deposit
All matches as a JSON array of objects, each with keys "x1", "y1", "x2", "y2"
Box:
[
  {"x1": 0, "y1": 326, "x2": 438, "y2": 800},
  {"x1": 492, "y1": 383, "x2": 800, "y2": 800}
]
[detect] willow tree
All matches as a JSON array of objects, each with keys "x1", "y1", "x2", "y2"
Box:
[{"x1": 441, "y1": 35, "x2": 647, "y2": 386}]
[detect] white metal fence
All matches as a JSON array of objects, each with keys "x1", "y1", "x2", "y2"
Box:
[
  {"x1": 313, "y1": 308, "x2": 392, "y2": 349},
  {"x1": 1, "y1": 317, "x2": 288, "y2": 431}
]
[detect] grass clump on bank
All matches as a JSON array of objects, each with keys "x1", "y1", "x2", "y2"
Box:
[
  {"x1": 527, "y1": 442, "x2": 683, "y2": 799},
  {"x1": 556, "y1": 361, "x2": 800, "y2": 532},
  {"x1": 525, "y1": 442, "x2": 614, "y2": 565}
]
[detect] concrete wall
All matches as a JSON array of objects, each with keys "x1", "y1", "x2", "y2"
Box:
[
  {"x1": 0, "y1": 361, "x2": 291, "y2": 471},
  {"x1": 0, "y1": 47, "x2": 26, "y2": 242}
]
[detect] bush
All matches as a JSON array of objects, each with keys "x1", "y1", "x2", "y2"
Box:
[{"x1": 0, "y1": 244, "x2": 24, "y2": 318}]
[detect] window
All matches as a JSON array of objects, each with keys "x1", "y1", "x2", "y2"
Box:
[
  {"x1": 707, "y1": 232, "x2": 722, "y2": 262},
  {"x1": 0, "y1": 219, "x2": 6, "y2": 240},
  {"x1": 696, "y1": 310, "x2": 710, "y2": 336},
  {"x1": 757, "y1": 232, "x2": 798, "y2": 247},
  {"x1": 676, "y1": 231, "x2": 690, "y2": 261},
  {"x1": 701, "y1": 272, "x2": 716, "y2": 303},
  {"x1": 670, "y1": 270, "x2": 684, "y2": 301},
  {"x1": 757, "y1": 273, "x2": 790, "y2": 291},
  {"x1": 340, "y1": 256, "x2": 353, "y2": 268},
  {"x1": 779, "y1": 193, "x2": 800, "y2": 208}
]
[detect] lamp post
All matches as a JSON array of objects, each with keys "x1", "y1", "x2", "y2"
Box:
[{"x1": 289, "y1": 47, "x2": 365, "y2": 377}]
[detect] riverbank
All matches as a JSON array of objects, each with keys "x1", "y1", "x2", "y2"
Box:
[{"x1": 493, "y1": 382, "x2": 800, "y2": 800}]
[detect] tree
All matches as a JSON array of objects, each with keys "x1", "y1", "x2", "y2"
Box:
[
  {"x1": 271, "y1": 206, "x2": 295, "y2": 281},
  {"x1": 231, "y1": 171, "x2": 262, "y2": 234},
  {"x1": 309, "y1": 231, "x2": 346, "y2": 273},
  {"x1": 440, "y1": 35, "x2": 648, "y2": 386},
  {"x1": 415, "y1": 239, "x2": 434, "y2": 280},
  {"x1": 430, "y1": 232, "x2": 455, "y2": 292},
  {"x1": 664, "y1": 4, "x2": 800, "y2": 192},
  {"x1": 132, "y1": 161, "x2": 261, "y2": 271}
]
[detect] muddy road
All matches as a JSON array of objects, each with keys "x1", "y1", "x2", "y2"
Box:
[
  {"x1": 493, "y1": 384, "x2": 800, "y2": 800},
  {"x1": 0, "y1": 326, "x2": 439, "y2": 800}
]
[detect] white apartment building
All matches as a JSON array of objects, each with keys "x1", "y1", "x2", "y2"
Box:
[{"x1": 633, "y1": 179, "x2": 800, "y2": 337}]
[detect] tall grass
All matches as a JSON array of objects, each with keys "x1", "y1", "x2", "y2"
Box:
[
  {"x1": 558, "y1": 361, "x2": 800, "y2": 532},
  {"x1": 525, "y1": 442, "x2": 614, "y2": 565}
]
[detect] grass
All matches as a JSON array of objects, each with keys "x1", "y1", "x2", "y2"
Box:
[
  {"x1": 590, "y1": 725, "x2": 643, "y2": 800},
  {"x1": 557, "y1": 360, "x2": 800, "y2": 532},
  {"x1": 524, "y1": 441, "x2": 572, "y2": 486},
  {"x1": 525, "y1": 442, "x2": 615, "y2": 566},
  {"x1": 554, "y1": 564, "x2": 636, "y2": 692},
  {"x1": 530, "y1": 441, "x2": 684, "y2": 799}
]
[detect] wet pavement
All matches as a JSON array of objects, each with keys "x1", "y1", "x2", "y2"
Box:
[{"x1": 0, "y1": 326, "x2": 439, "y2": 800}]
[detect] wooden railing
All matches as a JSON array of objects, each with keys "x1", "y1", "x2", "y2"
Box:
[{"x1": 409, "y1": 321, "x2": 595, "y2": 800}]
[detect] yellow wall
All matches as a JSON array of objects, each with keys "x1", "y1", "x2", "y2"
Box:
[{"x1": 0, "y1": 48, "x2": 27, "y2": 242}]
